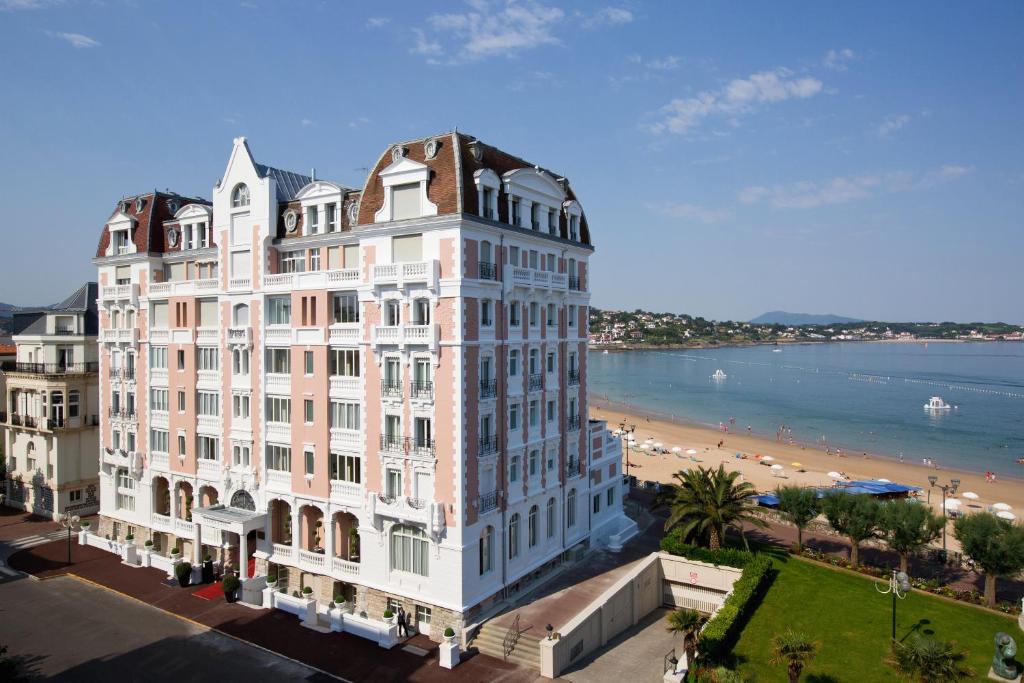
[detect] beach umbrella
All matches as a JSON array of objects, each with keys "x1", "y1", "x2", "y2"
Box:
[
  {"x1": 827, "y1": 471, "x2": 842, "y2": 479},
  {"x1": 686, "y1": 448, "x2": 698, "y2": 455},
  {"x1": 791, "y1": 462, "x2": 803, "y2": 468},
  {"x1": 671, "y1": 446, "x2": 682, "y2": 453},
  {"x1": 645, "y1": 438, "x2": 654, "y2": 443},
  {"x1": 653, "y1": 442, "x2": 664, "y2": 449},
  {"x1": 771, "y1": 464, "x2": 783, "y2": 470},
  {"x1": 993, "y1": 503, "x2": 1012, "y2": 511},
  {"x1": 628, "y1": 435, "x2": 636, "y2": 443},
  {"x1": 943, "y1": 499, "x2": 961, "y2": 509},
  {"x1": 761, "y1": 455, "x2": 774, "y2": 462},
  {"x1": 961, "y1": 491, "x2": 979, "y2": 500},
  {"x1": 997, "y1": 511, "x2": 1016, "y2": 520},
  {"x1": 876, "y1": 478, "x2": 891, "y2": 483},
  {"x1": 639, "y1": 443, "x2": 650, "y2": 450}
]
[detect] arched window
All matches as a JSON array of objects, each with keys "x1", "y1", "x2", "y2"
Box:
[
  {"x1": 567, "y1": 489, "x2": 577, "y2": 528},
  {"x1": 479, "y1": 525, "x2": 494, "y2": 575},
  {"x1": 127, "y1": 310, "x2": 136, "y2": 329},
  {"x1": 528, "y1": 505, "x2": 538, "y2": 548},
  {"x1": 390, "y1": 524, "x2": 429, "y2": 576},
  {"x1": 508, "y1": 513, "x2": 520, "y2": 559},
  {"x1": 232, "y1": 183, "x2": 250, "y2": 208},
  {"x1": 111, "y1": 310, "x2": 120, "y2": 329},
  {"x1": 68, "y1": 390, "x2": 80, "y2": 418},
  {"x1": 546, "y1": 497, "x2": 556, "y2": 538},
  {"x1": 233, "y1": 303, "x2": 250, "y2": 326}
]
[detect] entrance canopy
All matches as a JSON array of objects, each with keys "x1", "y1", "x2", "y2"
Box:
[{"x1": 193, "y1": 504, "x2": 266, "y2": 535}]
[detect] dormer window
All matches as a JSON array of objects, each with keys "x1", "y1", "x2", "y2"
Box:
[
  {"x1": 548, "y1": 209, "x2": 557, "y2": 235},
  {"x1": 511, "y1": 198, "x2": 521, "y2": 227},
  {"x1": 392, "y1": 183, "x2": 420, "y2": 220},
  {"x1": 113, "y1": 230, "x2": 130, "y2": 254},
  {"x1": 134, "y1": 198, "x2": 144, "y2": 212},
  {"x1": 482, "y1": 188, "x2": 494, "y2": 219},
  {"x1": 232, "y1": 183, "x2": 250, "y2": 208},
  {"x1": 373, "y1": 154, "x2": 437, "y2": 223},
  {"x1": 326, "y1": 204, "x2": 338, "y2": 232},
  {"x1": 531, "y1": 204, "x2": 540, "y2": 231},
  {"x1": 569, "y1": 215, "x2": 579, "y2": 241},
  {"x1": 306, "y1": 206, "x2": 320, "y2": 234}
]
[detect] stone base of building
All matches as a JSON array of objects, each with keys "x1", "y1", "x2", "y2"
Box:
[{"x1": 96, "y1": 516, "x2": 236, "y2": 568}]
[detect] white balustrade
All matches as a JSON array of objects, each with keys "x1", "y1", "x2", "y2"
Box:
[
  {"x1": 229, "y1": 277, "x2": 251, "y2": 290},
  {"x1": 272, "y1": 542, "x2": 295, "y2": 563},
  {"x1": 332, "y1": 556, "x2": 361, "y2": 577},
  {"x1": 326, "y1": 268, "x2": 360, "y2": 284},
  {"x1": 150, "y1": 452, "x2": 169, "y2": 471},
  {"x1": 265, "y1": 328, "x2": 292, "y2": 346},
  {"x1": 266, "y1": 468, "x2": 291, "y2": 491},
  {"x1": 298, "y1": 549, "x2": 326, "y2": 571},
  {"x1": 330, "y1": 479, "x2": 362, "y2": 502},
  {"x1": 194, "y1": 278, "x2": 219, "y2": 292},
  {"x1": 329, "y1": 376, "x2": 360, "y2": 397},
  {"x1": 149, "y1": 282, "x2": 171, "y2": 296},
  {"x1": 371, "y1": 260, "x2": 436, "y2": 289},
  {"x1": 328, "y1": 325, "x2": 361, "y2": 345},
  {"x1": 174, "y1": 518, "x2": 195, "y2": 537},
  {"x1": 264, "y1": 273, "x2": 294, "y2": 291},
  {"x1": 148, "y1": 329, "x2": 169, "y2": 344},
  {"x1": 197, "y1": 458, "x2": 220, "y2": 479},
  {"x1": 151, "y1": 512, "x2": 172, "y2": 531},
  {"x1": 227, "y1": 326, "x2": 252, "y2": 345},
  {"x1": 371, "y1": 324, "x2": 437, "y2": 349},
  {"x1": 265, "y1": 373, "x2": 291, "y2": 395},
  {"x1": 196, "y1": 328, "x2": 219, "y2": 343}
]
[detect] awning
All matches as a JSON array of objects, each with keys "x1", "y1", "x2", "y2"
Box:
[{"x1": 192, "y1": 504, "x2": 266, "y2": 534}]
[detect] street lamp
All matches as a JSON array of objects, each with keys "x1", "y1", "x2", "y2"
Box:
[
  {"x1": 875, "y1": 569, "x2": 911, "y2": 641},
  {"x1": 59, "y1": 512, "x2": 81, "y2": 567},
  {"x1": 619, "y1": 422, "x2": 636, "y2": 474},
  {"x1": 928, "y1": 476, "x2": 960, "y2": 555}
]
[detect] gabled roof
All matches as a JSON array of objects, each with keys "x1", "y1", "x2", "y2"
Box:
[
  {"x1": 256, "y1": 164, "x2": 313, "y2": 203},
  {"x1": 51, "y1": 282, "x2": 97, "y2": 312}
]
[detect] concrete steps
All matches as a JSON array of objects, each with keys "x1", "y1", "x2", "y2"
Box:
[{"x1": 470, "y1": 619, "x2": 542, "y2": 670}]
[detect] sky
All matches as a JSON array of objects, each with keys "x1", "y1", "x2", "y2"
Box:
[{"x1": 1, "y1": 1, "x2": 1021, "y2": 323}]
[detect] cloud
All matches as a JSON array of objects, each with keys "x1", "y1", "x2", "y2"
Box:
[
  {"x1": 422, "y1": 0, "x2": 564, "y2": 61},
  {"x1": 223, "y1": 114, "x2": 241, "y2": 125},
  {"x1": 348, "y1": 117, "x2": 370, "y2": 129},
  {"x1": 50, "y1": 31, "x2": 100, "y2": 48},
  {"x1": 738, "y1": 165, "x2": 972, "y2": 209},
  {"x1": 823, "y1": 48, "x2": 855, "y2": 70},
  {"x1": 300, "y1": 118, "x2": 314, "y2": 127},
  {"x1": 645, "y1": 55, "x2": 680, "y2": 71},
  {"x1": 2, "y1": 0, "x2": 61, "y2": 9},
  {"x1": 410, "y1": 28, "x2": 443, "y2": 57},
  {"x1": 646, "y1": 68, "x2": 823, "y2": 135},
  {"x1": 583, "y1": 6, "x2": 634, "y2": 29},
  {"x1": 877, "y1": 114, "x2": 911, "y2": 138},
  {"x1": 649, "y1": 202, "x2": 733, "y2": 224},
  {"x1": 366, "y1": 16, "x2": 389, "y2": 28}
]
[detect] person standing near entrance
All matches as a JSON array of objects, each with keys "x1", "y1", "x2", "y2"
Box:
[{"x1": 397, "y1": 605, "x2": 409, "y2": 637}]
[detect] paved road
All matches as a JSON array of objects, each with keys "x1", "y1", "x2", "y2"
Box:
[{"x1": 0, "y1": 576, "x2": 332, "y2": 682}]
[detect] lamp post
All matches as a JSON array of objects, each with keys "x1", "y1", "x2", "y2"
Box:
[
  {"x1": 619, "y1": 422, "x2": 636, "y2": 473},
  {"x1": 59, "y1": 512, "x2": 81, "y2": 567},
  {"x1": 928, "y1": 475, "x2": 960, "y2": 554},
  {"x1": 876, "y1": 569, "x2": 910, "y2": 641}
]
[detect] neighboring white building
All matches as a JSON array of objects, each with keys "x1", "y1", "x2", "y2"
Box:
[
  {"x1": 2, "y1": 283, "x2": 101, "y2": 520},
  {"x1": 91, "y1": 134, "x2": 633, "y2": 641}
]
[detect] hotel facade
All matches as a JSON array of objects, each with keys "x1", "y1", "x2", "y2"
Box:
[{"x1": 92, "y1": 134, "x2": 630, "y2": 640}]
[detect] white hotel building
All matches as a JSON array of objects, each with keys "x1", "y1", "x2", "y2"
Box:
[{"x1": 92, "y1": 133, "x2": 631, "y2": 640}]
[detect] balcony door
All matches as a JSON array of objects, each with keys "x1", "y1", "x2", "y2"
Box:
[{"x1": 385, "y1": 301, "x2": 400, "y2": 326}]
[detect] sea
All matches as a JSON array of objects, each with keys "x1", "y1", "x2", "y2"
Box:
[{"x1": 588, "y1": 342, "x2": 1024, "y2": 477}]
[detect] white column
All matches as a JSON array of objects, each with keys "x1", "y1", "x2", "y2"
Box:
[
  {"x1": 291, "y1": 508, "x2": 301, "y2": 553},
  {"x1": 193, "y1": 522, "x2": 203, "y2": 564},
  {"x1": 239, "y1": 531, "x2": 249, "y2": 579},
  {"x1": 324, "y1": 513, "x2": 335, "y2": 560}
]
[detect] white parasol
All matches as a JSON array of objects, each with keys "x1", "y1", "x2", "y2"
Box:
[
  {"x1": 997, "y1": 511, "x2": 1016, "y2": 520},
  {"x1": 686, "y1": 448, "x2": 699, "y2": 455},
  {"x1": 761, "y1": 455, "x2": 774, "y2": 462},
  {"x1": 876, "y1": 478, "x2": 891, "y2": 483},
  {"x1": 961, "y1": 491, "x2": 979, "y2": 500},
  {"x1": 943, "y1": 498, "x2": 961, "y2": 509},
  {"x1": 827, "y1": 471, "x2": 842, "y2": 479},
  {"x1": 654, "y1": 442, "x2": 664, "y2": 449},
  {"x1": 993, "y1": 502, "x2": 1012, "y2": 511},
  {"x1": 639, "y1": 443, "x2": 650, "y2": 450},
  {"x1": 671, "y1": 446, "x2": 682, "y2": 453},
  {"x1": 771, "y1": 463, "x2": 784, "y2": 470}
]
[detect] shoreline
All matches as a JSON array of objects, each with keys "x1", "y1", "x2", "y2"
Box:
[{"x1": 588, "y1": 338, "x2": 1021, "y2": 352}]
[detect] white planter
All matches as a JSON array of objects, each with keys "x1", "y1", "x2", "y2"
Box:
[
  {"x1": 329, "y1": 606, "x2": 346, "y2": 633},
  {"x1": 439, "y1": 641, "x2": 460, "y2": 669},
  {"x1": 140, "y1": 548, "x2": 153, "y2": 567},
  {"x1": 78, "y1": 529, "x2": 89, "y2": 545},
  {"x1": 122, "y1": 543, "x2": 138, "y2": 565}
]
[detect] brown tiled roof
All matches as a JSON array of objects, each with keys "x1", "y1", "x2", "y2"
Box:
[{"x1": 95, "y1": 192, "x2": 209, "y2": 258}]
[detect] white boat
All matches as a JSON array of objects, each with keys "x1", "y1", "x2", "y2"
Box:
[
  {"x1": 923, "y1": 396, "x2": 951, "y2": 411},
  {"x1": 602, "y1": 350, "x2": 609, "y2": 355},
  {"x1": 772, "y1": 348, "x2": 782, "y2": 353},
  {"x1": 711, "y1": 369, "x2": 727, "y2": 381}
]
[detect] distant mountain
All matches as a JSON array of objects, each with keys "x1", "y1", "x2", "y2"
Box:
[{"x1": 750, "y1": 311, "x2": 864, "y2": 326}]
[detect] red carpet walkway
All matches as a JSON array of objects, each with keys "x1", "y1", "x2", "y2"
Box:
[{"x1": 10, "y1": 540, "x2": 541, "y2": 682}]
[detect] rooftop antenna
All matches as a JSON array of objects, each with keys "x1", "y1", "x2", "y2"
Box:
[{"x1": 311, "y1": 167, "x2": 316, "y2": 181}]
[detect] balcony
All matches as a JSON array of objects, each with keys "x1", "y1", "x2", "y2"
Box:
[
  {"x1": 478, "y1": 434, "x2": 498, "y2": 457},
  {"x1": 478, "y1": 490, "x2": 498, "y2": 514},
  {"x1": 100, "y1": 328, "x2": 139, "y2": 346},
  {"x1": 329, "y1": 428, "x2": 361, "y2": 452},
  {"x1": 374, "y1": 492, "x2": 432, "y2": 524},
  {"x1": 568, "y1": 275, "x2": 581, "y2": 291},
  {"x1": 478, "y1": 262, "x2": 498, "y2": 281},
  {"x1": 1, "y1": 361, "x2": 99, "y2": 376},
  {"x1": 330, "y1": 479, "x2": 362, "y2": 505},
  {"x1": 380, "y1": 379, "x2": 403, "y2": 399},
  {"x1": 266, "y1": 469, "x2": 291, "y2": 492},
  {"x1": 568, "y1": 369, "x2": 581, "y2": 386},
  {"x1": 479, "y1": 378, "x2": 497, "y2": 399},
  {"x1": 151, "y1": 452, "x2": 169, "y2": 471},
  {"x1": 196, "y1": 328, "x2": 219, "y2": 344},
  {"x1": 227, "y1": 326, "x2": 251, "y2": 346},
  {"x1": 326, "y1": 267, "x2": 360, "y2": 285},
  {"x1": 298, "y1": 548, "x2": 327, "y2": 572},
  {"x1": 100, "y1": 283, "x2": 139, "y2": 305},
  {"x1": 410, "y1": 380, "x2": 433, "y2": 400},
  {"x1": 329, "y1": 375, "x2": 361, "y2": 398},
  {"x1": 328, "y1": 325, "x2": 360, "y2": 346},
  {"x1": 108, "y1": 408, "x2": 138, "y2": 422},
  {"x1": 332, "y1": 556, "x2": 361, "y2": 577},
  {"x1": 371, "y1": 324, "x2": 437, "y2": 350},
  {"x1": 147, "y1": 279, "x2": 218, "y2": 298},
  {"x1": 528, "y1": 373, "x2": 544, "y2": 392},
  {"x1": 264, "y1": 327, "x2": 292, "y2": 346},
  {"x1": 378, "y1": 435, "x2": 436, "y2": 459},
  {"x1": 149, "y1": 328, "x2": 169, "y2": 344},
  {"x1": 566, "y1": 457, "x2": 581, "y2": 478},
  {"x1": 510, "y1": 267, "x2": 568, "y2": 292},
  {"x1": 567, "y1": 414, "x2": 581, "y2": 431},
  {"x1": 197, "y1": 458, "x2": 220, "y2": 479},
  {"x1": 263, "y1": 273, "x2": 294, "y2": 292},
  {"x1": 228, "y1": 277, "x2": 251, "y2": 291},
  {"x1": 266, "y1": 423, "x2": 291, "y2": 445},
  {"x1": 371, "y1": 260, "x2": 438, "y2": 289}
]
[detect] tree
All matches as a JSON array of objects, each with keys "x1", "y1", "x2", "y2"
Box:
[
  {"x1": 879, "y1": 500, "x2": 945, "y2": 574},
  {"x1": 655, "y1": 465, "x2": 766, "y2": 550},
  {"x1": 821, "y1": 493, "x2": 880, "y2": 568},
  {"x1": 770, "y1": 630, "x2": 818, "y2": 683},
  {"x1": 693, "y1": 667, "x2": 746, "y2": 683},
  {"x1": 776, "y1": 486, "x2": 819, "y2": 551},
  {"x1": 665, "y1": 608, "x2": 707, "y2": 668},
  {"x1": 953, "y1": 512, "x2": 1024, "y2": 606},
  {"x1": 885, "y1": 635, "x2": 974, "y2": 682}
]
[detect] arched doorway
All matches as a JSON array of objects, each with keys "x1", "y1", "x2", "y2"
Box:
[{"x1": 333, "y1": 511, "x2": 360, "y2": 562}]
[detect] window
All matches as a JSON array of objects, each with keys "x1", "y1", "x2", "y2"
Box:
[
  {"x1": 231, "y1": 183, "x2": 250, "y2": 208},
  {"x1": 267, "y1": 444, "x2": 291, "y2": 472},
  {"x1": 547, "y1": 498, "x2": 556, "y2": 538},
  {"x1": 151, "y1": 389, "x2": 169, "y2": 412},
  {"x1": 511, "y1": 198, "x2": 521, "y2": 227},
  {"x1": 391, "y1": 183, "x2": 421, "y2": 220},
  {"x1": 307, "y1": 206, "x2": 320, "y2": 234},
  {"x1": 386, "y1": 468, "x2": 402, "y2": 498},
  {"x1": 151, "y1": 346, "x2": 167, "y2": 369},
  {"x1": 329, "y1": 453, "x2": 361, "y2": 482},
  {"x1": 568, "y1": 305, "x2": 577, "y2": 328},
  {"x1": 414, "y1": 417, "x2": 432, "y2": 449},
  {"x1": 267, "y1": 296, "x2": 291, "y2": 325},
  {"x1": 529, "y1": 250, "x2": 538, "y2": 269},
  {"x1": 547, "y1": 209, "x2": 557, "y2": 234},
  {"x1": 233, "y1": 443, "x2": 251, "y2": 467},
  {"x1": 547, "y1": 352, "x2": 555, "y2": 373},
  {"x1": 68, "y1": 390, "x2": 80, "y2": 418},
  {"x1": 178, "y1": 434, "x2": 186, "y2": 458},
  {"x1": 479, "y1": 526, "x2": 494, "y2": 575},
  {"x1": 547, "y1": 303, "x2": 556, "y2": 326},
  {"x1": 508, "y1": 514, "x2": 520, "y2": 559},
  {"x1": 547, "y1": 400, "x2": 556, "y2": 423},
  {"x1": 151, "y1": 430, "x2": 169, "y2": 453},
  {"x1": 412, "y1": 298, "x2": 431, "y2": 325},
  {"x1": 529, "y1": 400, "x2": 538, "y2": 427},
  {"x1": 233, "y1": 303, "x2": 250, "y2": 326},
  {"x1": 510, "y1": 455, "x2": 520, "y2": 483},
  {"x1": 232, "y1": 394, "x2": 250, "y2": 419},
  {"x1": 197, "y1": 347, "x2": 219, "y2": 371},
  {"x1": 330, "y1": 401, "x2": 361, "y2": 430},
  {"x1": 266, "y1": 348, "x2": 290, "y2": 374},
  {"x1": 304, "y1": 399, "x2": 314, "y2": 424},
  {"x1": 196, "y1": 391, "x2": 219, "y2": 416},
  {"x1": 529, "y1": 349, "x2": 539, "y2": 375},
  {"x1": 281, "y1": 250, "x2": 305, "y2": 273},
  {"x1": 304, "y1": 350, "x2": 314, "y2": 375},
  {"x1": 331, "y1": 292, "x2": 359, "y2": 323},
  {"x1": 326, "y1": 204, "x2": 338, "y2": 232},
  {"x1": 509, "y1": 245, "x2": 520, "y2": 266},
  {"x1": 607, "y1": 487, "x2": 615, "y2": 506},
  {"x1": 390, "y1": 525, "x2": 429, "y2": 576},
  {"x1": 567, "y1": 489, "x2": 577, "y2": 527},
  {"x1": 509, "y1": 349, "x2": 519, "y2": 376},
  {"x1": 384, "y1": 415, "x2": 401, "y2": 439},
  {"x1": 529, "y1": 302, "x2": 538, "y2": 327},
  {"x1": 266, "y1": 397, "x2": 291, "y2": 423},
  {"x1": 177, "y1": 349, "x2": 185, "y2": 370},
  {"x1": 528, "y1": 506, "x2": 538, "y2": 548},
  {"x1": 509, "y1": 403, "x2": 520, "y2": 430},
  {"x1": 546, "y1": 253, "x2": 555, "y2": 272},
  {"x1": 69, "y1": 489, "x2": 83, "y2": 503},
  {"x1": 593, "y1": 494, "x2": 601, "y2": 514},
  {"x1": 529, "y1": 449, "x2": 538, "y2": 477},
  {"x1": 480, "y1": 299, "x2": 493, "y2": 327},
  {"x1": 304, "y1": 448, "x2": 315, "y2": 476},
  {"x1": 392, "y1": 233, "x2": 423, "y2": 262},
  {"x1": 531, "y1": 203, "x2": 540, "y2": 230},
  {"x1": 197, "y1": 435, "x2": 218, "y2": 460},
  {"x1": 310, "y1": 248, "x2": 321, "y2": 271},
  {"x1": 509, "y1": 302, "x2": 521, "y2": 327},
  {"x1": 177, "y1": 391, "x2": 186, "y2": 412},
  {"x1": 233, "y1": 348, "x2": 250, "y2": 375},
  {"x1": 547, "y1": 450, "x2": 555, "y2": 471},
  {"x1": 569, "y1": 215, "x2": 579, "y2": 241},
  {"x1": 384, "y1": 300, "x2": 400, "y2": 326},
  {"x1": 330, "y1": 349, "x2": 360, "y2": 376},
  {"x1": 116, "y1": 467, "x2": 135, "y2": 511},
  {"x1": 481, "y1": 188, "x2": 494, "y2": 219}
]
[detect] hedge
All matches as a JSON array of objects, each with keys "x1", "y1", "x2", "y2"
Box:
[
  {"x1": 699, "y1": 554, "x2": 774, "y2": 659},
  {"x1": 659, "y1": 529, "x2": 754, "y2": 568}
]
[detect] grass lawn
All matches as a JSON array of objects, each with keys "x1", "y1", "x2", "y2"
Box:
[{"x1": 731, "y1": 552, "x2": 1018, "y2": 681}]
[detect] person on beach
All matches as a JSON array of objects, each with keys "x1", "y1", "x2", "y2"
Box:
[{"x1": 747, "y1": 425, "x2": 752, "y2": 434}]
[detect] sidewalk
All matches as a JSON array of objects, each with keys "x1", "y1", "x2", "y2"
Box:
[{"x1": 9, "y1": 539, "x2": 542, "y2": 683}]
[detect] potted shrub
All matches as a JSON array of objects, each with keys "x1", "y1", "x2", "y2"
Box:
[
  {"x1": 333, "y1": 594, "x2": 348, "y2": 610},
  {"x1": 175, "y1": 561, "x2": 193, "y2": 587},
  {"x1": 222, "y1": 575, "x2": 241, "y2": 603},
  {"x1": 125, "y1": 533, "x2": 134, "y2": 542},
  {"x1": 144, "y1": 539, "x2": 154, "y2": 548},
  {"x1": 81, "y1": 521, "x2": 91, "y2": 530},
  {"x1": 121, "y1": 534, "x2": 138, "y2": 564},
  {"x1": 302, "y1": 586, "x2": 314, "y2": 600},
  {"x1": 201, "y1": 554, "x2": 214, "y2": 584},
  {"x1": 383, "y1": 608, "x2": 395, "y2": 624},
  {"x1": 266, "y1": 573, "x2": 278, "y2": 588},
  {"x1": 443, "y1": 627, "x2": 456, "y2": 644}
]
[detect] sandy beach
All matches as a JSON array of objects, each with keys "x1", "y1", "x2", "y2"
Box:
[{"x1": 590, "y1": 401, "x2": 1024, "y2": 518}]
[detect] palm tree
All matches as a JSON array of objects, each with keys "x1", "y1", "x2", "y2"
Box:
[
  {"x1": 776, "y1": 486, "x2": 820, "y2": 551},
  {"x1": 770, "y1": 630, "x2": 818, "y2": 683},
  {"x1": 886, "y1": 635, "x2": 974, "y2": 682},
  {"x1": 665, "y1": 608, "x2": 706, "y2": 667},
  {"x1": 655, "y1": 465, "x2": 766, "y2": 549}
]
